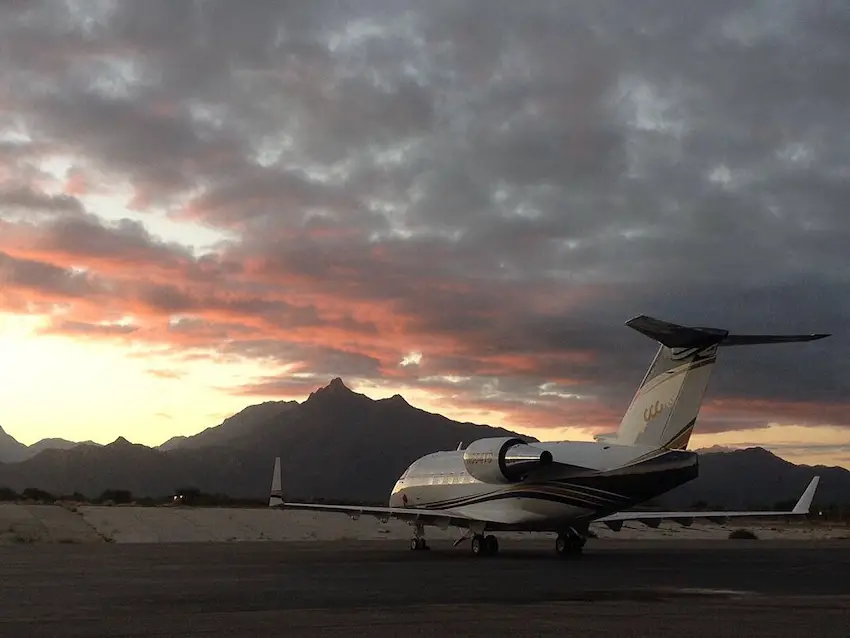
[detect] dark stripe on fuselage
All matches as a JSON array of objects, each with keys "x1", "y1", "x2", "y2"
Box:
[
  {"x1": 418, "y1": 490, "x2": 611, "y2": 512},
  {"x1": 551, "y1": 450, "x2": 698, "y2": 507},
  {"x1": 418, "y1": 483, "x2": 629, "y2": 511},
  {"x1": 414, "y1": 472, "x2": 637, "y2": 510},
  {"x1": 408, "y1": 450, "x2": 699, "y2": 515}
]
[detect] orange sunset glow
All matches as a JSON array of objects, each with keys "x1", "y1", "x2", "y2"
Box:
[{"x1": 1, "y1": 1, "x2": 848, "y2": 468}]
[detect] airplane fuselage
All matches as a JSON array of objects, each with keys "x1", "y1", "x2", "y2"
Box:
[{"x1": 388, "y1": 440, "x2": 699, "y2": 532}]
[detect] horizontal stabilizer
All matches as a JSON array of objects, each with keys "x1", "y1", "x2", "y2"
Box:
[
  {"x1": 626, "y1": 315, "x2": 829, "y2": 350},
  {"x1": 626, "y1": 315, "x2": 728, "y2": 349},
  {"x1": 721, "y1": 333, "x2": 831, "y2": 346}
]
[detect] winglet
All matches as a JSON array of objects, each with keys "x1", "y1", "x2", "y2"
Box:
[
  {"x1": 792, "y1": 476, "x2": 820, "y2": 514},
  {"x1": 269, "y1": 456, "x2": 284, "y2": 508}
]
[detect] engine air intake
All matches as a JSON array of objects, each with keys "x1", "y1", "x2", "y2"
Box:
[{"x1": 463, "y1": 437, "x2": 553, "y2": 484}]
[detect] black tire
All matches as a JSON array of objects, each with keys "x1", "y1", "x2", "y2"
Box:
[
  {"x1": 410, "y1": 538, "x2": 420, "y2": 551},
  {"x1": 471, "y1": 535, "x2": 484, "y2": 556},
  {"x1": 555, "y1": 535, "x2": 567, "y2": 556},
  {"x1": 485, "y1": 534, "x2": 499, "y2": 556},
  {"x1": 556, "y1": 533, "x2": 584, "y2": 557}
]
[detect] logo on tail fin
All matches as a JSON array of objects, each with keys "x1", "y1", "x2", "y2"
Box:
[{"x1": 643, "y1": 397, "x2": 675, "y2": 422}]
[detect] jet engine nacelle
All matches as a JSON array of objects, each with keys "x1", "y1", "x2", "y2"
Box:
[{"x1": 462, "y1": 437, "x2": 553, "y2": 484}]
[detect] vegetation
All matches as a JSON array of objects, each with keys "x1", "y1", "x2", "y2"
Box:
[
  {"x1": 171, "y1": 486, "x2": 266, "y2": 507},
  {"x1": 98, "y1": 489, "x2": 134, "y2": 505},
  {"x1": 21, "y1": 487, "x2": 54, "y2": 502},
  {"x1": 0, "y1": 486, "x2": 261, "y2": 507},
  {"x1": 729, "y1": 528, "x2": 759, "y2": 539}
]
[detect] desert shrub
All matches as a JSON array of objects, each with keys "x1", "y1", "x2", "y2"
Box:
[
  {"x1": 21, "y1": 487, "x2": 54, "y2": 503},
  {"x1": 728, "y1": 528, "x2": 758, "y2": 540},
  {"x1": 98, "y1": 489, "x2": 133, "y2": 505}
]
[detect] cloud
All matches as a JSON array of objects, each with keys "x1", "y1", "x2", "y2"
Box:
[
  {"x1": 147, "y1": 370, "x2": 184, "y2": 380},
  {"x1": 40, "y1": 320, "x2": 139, "y2": 337},
  {"x1": 2, "y1": 0, "x2": 849, "y2": 437},
  {"x1": 0, "y1": 251, "x2": 104, "y2": 301}
]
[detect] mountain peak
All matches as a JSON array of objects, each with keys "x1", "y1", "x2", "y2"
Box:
[
  {"x1": 327, "y1": 377, "x2": 349, "y2": 391},
  {"x1": 379, "y1": 393, "x2": 410, "y2": 407},
  {"x1": 307, "y1": 377, "x2": 354, "y2": 401},
  {"x1": 696, "y1": 445, "x2": 736, "y2": 455}
]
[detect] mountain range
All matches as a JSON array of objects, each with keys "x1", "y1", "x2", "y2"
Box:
[
  {"x1": 1, "y1": 377, "x2": 848, "y2": 509},
  {"x1": 0, "y1": 427, "x2": 102, "y2": 463}
]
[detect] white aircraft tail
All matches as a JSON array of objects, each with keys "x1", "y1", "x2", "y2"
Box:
[{"x1": 613, "y1": 315, "x2": 829, "y2": 450}]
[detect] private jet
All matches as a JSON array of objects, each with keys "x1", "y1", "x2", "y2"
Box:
[{"x1": 268, "y1": 315, "x2": 825, "y2": 557}]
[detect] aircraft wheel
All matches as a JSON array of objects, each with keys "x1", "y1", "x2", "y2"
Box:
[
  {"x1": 555, "y1": 532, "x2": 584, "y2": 558},
  {"x1": 471, "y1": 534, "x2": 485, "y2": 556},
  {"x1": 410, "y1": 538, "x2": 430, "y2": 551},
  {"x1": 485, "y1": 534, "x2": 499, "y2": 556},
  {"x1": 555, "y1": 534, "x2": 567, "y2": 556}
]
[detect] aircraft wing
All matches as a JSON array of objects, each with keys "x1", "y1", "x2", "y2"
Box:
[
  {"x1": 269, "y1": 500, "x2": 479, "y2": 528},
  {"x1": 267, "y1": 457, "x2": 480, "y2": 529},
  {"x1": 593, "y1": 476, "x2": 820, "y2": 531}
]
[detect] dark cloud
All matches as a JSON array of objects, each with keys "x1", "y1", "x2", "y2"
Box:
[
  {"x1": 0, "y1": 186, "x2": 84, "y2": 215},
  {"x1": 0, "y1": 251, "x2": 103, "y2": 300},
  {"x1": 2, "y1": 0, "x2": 849, "y2": 437}
]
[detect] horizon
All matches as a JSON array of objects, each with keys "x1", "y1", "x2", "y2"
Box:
[
  {"x1": 1, "y1": 2, "x2": 848, "y2": 469},
  {"x1": 2, "y1": 376, "x2": 848, "y2": 471}
]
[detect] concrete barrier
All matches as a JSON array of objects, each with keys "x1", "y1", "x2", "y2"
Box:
[{"x1": 0, "y1": 504, "x2": 104, "y2": 544}]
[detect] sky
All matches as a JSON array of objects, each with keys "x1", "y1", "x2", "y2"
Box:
[{"x1": 1, "y1": 0, "x2": 849, "y2": 467}]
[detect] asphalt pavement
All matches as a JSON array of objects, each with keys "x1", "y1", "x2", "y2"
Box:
[{"x1": 1, "y1": 538, "x2": 848, "y2": 636}]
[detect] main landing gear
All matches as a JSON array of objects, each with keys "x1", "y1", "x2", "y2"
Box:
[
  {"x1": 555, "y1": 528, "x2": 586, "y2": 557},
  {"x1": 471, "y1": 533, "x2": 499, "y2": 557},
  {"x1": 409, "y1": 524, "x2": 430, "y2": 551}
]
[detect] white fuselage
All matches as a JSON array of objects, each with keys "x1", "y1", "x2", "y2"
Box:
[{"x1": 388, "y1": 440, "x2": 699, "y2": 532}]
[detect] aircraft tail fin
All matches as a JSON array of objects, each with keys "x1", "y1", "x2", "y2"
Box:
[{"x1": 615, "y1": 316, "x2": 829, "y2": 450}]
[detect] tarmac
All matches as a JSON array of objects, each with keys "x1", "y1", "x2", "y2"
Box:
[{"x1": 1, "y1": 538, "x2": 848, "y2": 637}]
